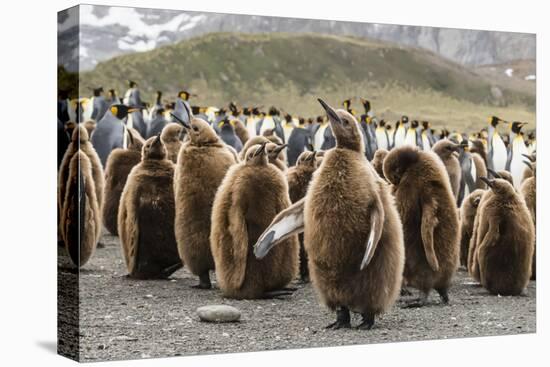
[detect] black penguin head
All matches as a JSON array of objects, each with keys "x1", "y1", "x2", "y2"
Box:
[
  {"x1": 360, "y1": 98, "x2": 371, "y2": 113},
  {"x1": 318, "y1": 98, "x2": 363, "y2": 152},
  {"x1": 218, "y1": 118, "x2": 236, "y2": 133},
  {"x1": 342, "y1": 99, "x2": 352, "y2": 111},
  {"x1": 298, "y1": 117, "x2": 305, "y2": 126},
  {"x1": 488, "y1": 116, "x2": 508, "y2": 128},
  {"x1": 378, "y1": 119, "x2": 386, "y2": 128},
  {"x1": 92, "y1": 87, "x2": 103, "y2": 97},
  {"x1": 128, "y1": 80, "x2": 137, "y2": 88},
  {"x1": 383, "y1": 145, "x2": 420, "y2": 185},
  {"x1": 411, "y1": 120, "x2": 419, "y2": 129},
  {"x1": 229, "y1": 101, "x2": 239, "y2": 114},
  {"x1": 142, "y1": 134, "x2": 166, "y2": 160},
  {"x1": 266, "y1": 143, "x2": 287, "y2": 162},
  {"x1": 284, "y1": 114, "x2": 292, "y2": 123},
  {"x1": 110, "y1": 104, "x2": 139, "y2": 120},
  {"x1": 511, "y1": 121, "x2": 528, "y2": 134},
  {"x1": 108, "y1": 89, "x2": 116, "y2": 98},
  {"x1": 245, "y1": 142, "x2": 269, "y2": 166},
  {"x1": 401, "y1": 115, "x2": 409, "y2": 124},
  {"x1": 243, "y1": 107, "x2": 251, "y2": 116},
  {"x1": 268, "y1": 106, "x2": 279, "y2": 116}
]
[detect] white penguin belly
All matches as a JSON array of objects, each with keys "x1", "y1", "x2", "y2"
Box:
[
  {"x1": 375, "y1": 129, "x2": 388, "y2": 150},
  {"x1": 492, "y1": 135, "x2": 507, "y2": 171},
  {"x1": 394, "y1": 128, "x2": 406, "y2": 148},
  {"x1": 422, "y1": 134, "x2": 431, "y2": 151},
  {"x1": 510, "y1": 138, "x2": 529, "y2": 189},
  {"x1": 404, "y1": 129, "x2": 416, "y2": 147},
  {"x1": 246, "y1": 117, "x2": 257, "y2": 137},
  {"x1": 314, "y1": 125, "x2": 327, "y2": 150},
  {"x1": 259, "y1": 116, "x2": 275, "y2": 135}
]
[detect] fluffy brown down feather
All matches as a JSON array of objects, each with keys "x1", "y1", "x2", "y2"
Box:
[
  {"x1": 61, "y1": 151, "x2": 101, "y2": 267},
  {"x1": 211, "y1": 147, "x2": 298, "y2": 299}
]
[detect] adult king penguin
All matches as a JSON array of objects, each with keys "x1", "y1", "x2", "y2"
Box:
[
  {"x1": 507, "y1": 122, "x2": 529, "y2": 189},
  {"x1": 255, "y1": 99, "x2": 404, "y2": 330},
  {"x1": 487, "y1": 116, "x2": 508, "y2": 172},
  {"x1": 90, "y1": 87, "x2": 109, "y2": 122}
]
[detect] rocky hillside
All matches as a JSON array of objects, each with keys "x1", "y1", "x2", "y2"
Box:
[{"x1": 58, "y1": 5, "x2": 536, "y2": 71}]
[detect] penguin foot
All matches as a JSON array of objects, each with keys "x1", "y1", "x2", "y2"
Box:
[
  {"x1": 261, "y1": 290, "x2": 294, "y2": 299},
  {"x1": 281, "y1": 286, "x2": 298, "y2": 292},
  {"x1": 97, "y1": 241, "x2": 106, "y2": 249},
  {"x1": 436, "y1": 288, "x2": 449, "y2": 304},
  {"x1": 192, "y1": 273, "x2": 212, "y2": 289},
  {"x1": 161, "y1": 263, "x2": 184, "y2": 279},
  {"x1": 356, "y1": 313, "x2": 375, "y2": 330},
  {"x1": 325, "y1": 307, "x2": 351, "y2": 330},
  {"x1": 299, "y1": 275, "x2": 310, "y2": 284},
  {"x1": 401, "y1": 293, "x2": 429, "y2": 308},
  {"x1": 400, "y1": 287, "x2": 413, "y2": 296}
]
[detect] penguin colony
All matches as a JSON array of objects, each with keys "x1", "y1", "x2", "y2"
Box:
[{"x1": 58, "y1": 83, "x2": 536, "y2": 329}]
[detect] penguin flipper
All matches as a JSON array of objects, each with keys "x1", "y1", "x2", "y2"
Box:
[
  {"x1": 254, "y1": 198, "x2": 305, "y2": 259},
  {"x1": 421, "y1": 198, "x2": 440, "y2": 272},
  {"x1": 360, "y1": 201, "x2": 385, "y2": 270}
]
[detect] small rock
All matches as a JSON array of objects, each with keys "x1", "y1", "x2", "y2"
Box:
[
  {"x1": 222, "y1": 332, "x2": 230, "y2": 337},
  {"x1": 110, "y1": 335, "x2": 138, "y2": 342},
  {"x1": 144, "y1": 294, "x2": 153, "y2": 299},
  {"x1": 197, "y1": 305, "x2": 241, "y2": 323}
]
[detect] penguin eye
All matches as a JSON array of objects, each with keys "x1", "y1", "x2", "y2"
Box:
[
  {"x1": 343, "y1": 119, "x2": 349, "y2": 125},
  {"x1": 192, "y1": 125, "x2": 199, "y2": 132}
]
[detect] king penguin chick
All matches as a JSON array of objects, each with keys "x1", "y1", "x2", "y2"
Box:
[
  {"x1": 118, "y1": 135, "x2": 182, "y2": 279},
  {"x1": 60, "y1": 151, "x2": 101, "y2": 267},
  {"x1": 266, "y1": 142, "x2": 288, "y2": 172},
  {"x1": 240, "y1": 136, "x2": 270, "y2": 161},
  {"x1": 174, "y1": 107, "x2": 237, "y2": 289},
  {"x1": 255, "y1": 99, "x2": 405, "y2": 330},
  {"x1": 286, "y1": 150, "x2": 318, "y2": 282},
  {"x1": 102, "y1": 128, "x2": 144, "y2": 235},
  {"x1": 470, "y1": 177, "x2": 534, "y2": 295},
  {"x1": 58, "y1": 124, "x2": 104, "y2": 216},
  {"x1": 432, "y1": 139, "x2": 465, "y2": 203},
  {"x1": 160, "y1": 123, "x2": 185, "y2": 163},
  {"x1": 458, "y1": 189, "x2": 484, "y2": 267},
  {"x1": 384, "y1": 145, "x2": 459, "y2": 307},
  {"x1": 232, "y1": 118, "x2": 249, "y2": 145},
  {"x1": 520, "y1": 160, "x2": 536, "y2": 280},
  {"x1": 211, "y1": 142, "x2": 299, "y2": 299},
  {"x1": 372, "y1": 149, "x2": 389, "y2": 179}
]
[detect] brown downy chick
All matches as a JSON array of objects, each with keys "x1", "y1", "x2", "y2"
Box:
[
  {"x1": 372, "y1": 149, "x2": 389, "y2": 179},
  {"x1": 471, "y1": 177, "x2": 534, "y2": 295},
  {"x1": 102, "y1": 127, "x2": 144, "y2": 235},
  {"x1": 118, "y1": 135, "x2": 182, "y2": 279},
  {"x1": 173, "y1": 108, "x2": 237, "y2": 288},
  {"x1": 60, "y1": 151, "x2": 101, "y2": 267},
  {"x1": 240, "y1": 135, "x2": 270, "y2": 161},
  {"x1": 160, "y1": 123, "x2": 185, "y2": 163},
  {"x1": 520, "y1": 160, "x2": 536, "y2": 280},
  {"x1": 232, "y1": 118, "x2": 249, "y2": 145},
  {"x1": 459, "y1": 189, "x2": 484, "y2": 267},
  {"x1": 256, "y1": 99, "x2": 404, "y2": 330},
  {"x1": 286, "y1": 150, "x2": 318, "y2": 282},
  {"x1": 432, "y1": 139, "x2": 464, "y2": 201},
  {"x1": 266, "y1": 143, "x2": 288, "y2": 172},
  {"x1": 211, "y1": 142, "x2": 299, "y2": 299},
  {"x1": 384, "y1": 145, "x2": 459, "y2": 307}
]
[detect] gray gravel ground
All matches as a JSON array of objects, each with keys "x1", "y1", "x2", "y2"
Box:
[{"x1": 59, "y1": 231, "x2": 536, "y2": 362}]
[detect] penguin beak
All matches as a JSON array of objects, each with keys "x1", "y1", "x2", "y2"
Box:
[
  {"x1": 153, "y1": 133, "x2": 162, "y2": 146},
  {"x1": 479, "y1": 176, "x2": 494, "y2": 188},
  {"x1": 522, "y1": 153, "x2": 535, "y2": 162},
  {"x1": 318, "y1": 98, "x2": 341, "y2": 125},
  {"x1": 486, "y1": 168, "x2": 501, "y2": 179},
  {"x1": 170, "y1": 112, "x2": 191, "y2": 129},
  {"x1": 254, "y1": 142, "x2": 268, "y2": 157},
  {"x1": 523, "y1": 160, "x2": 533, "y2": 170},
  {"x1": 273, "y1": 144, "x2": 288, "y2": 155},
  {"x1": 308, "y1": 151, "x2": 317, "y2": 161}
]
